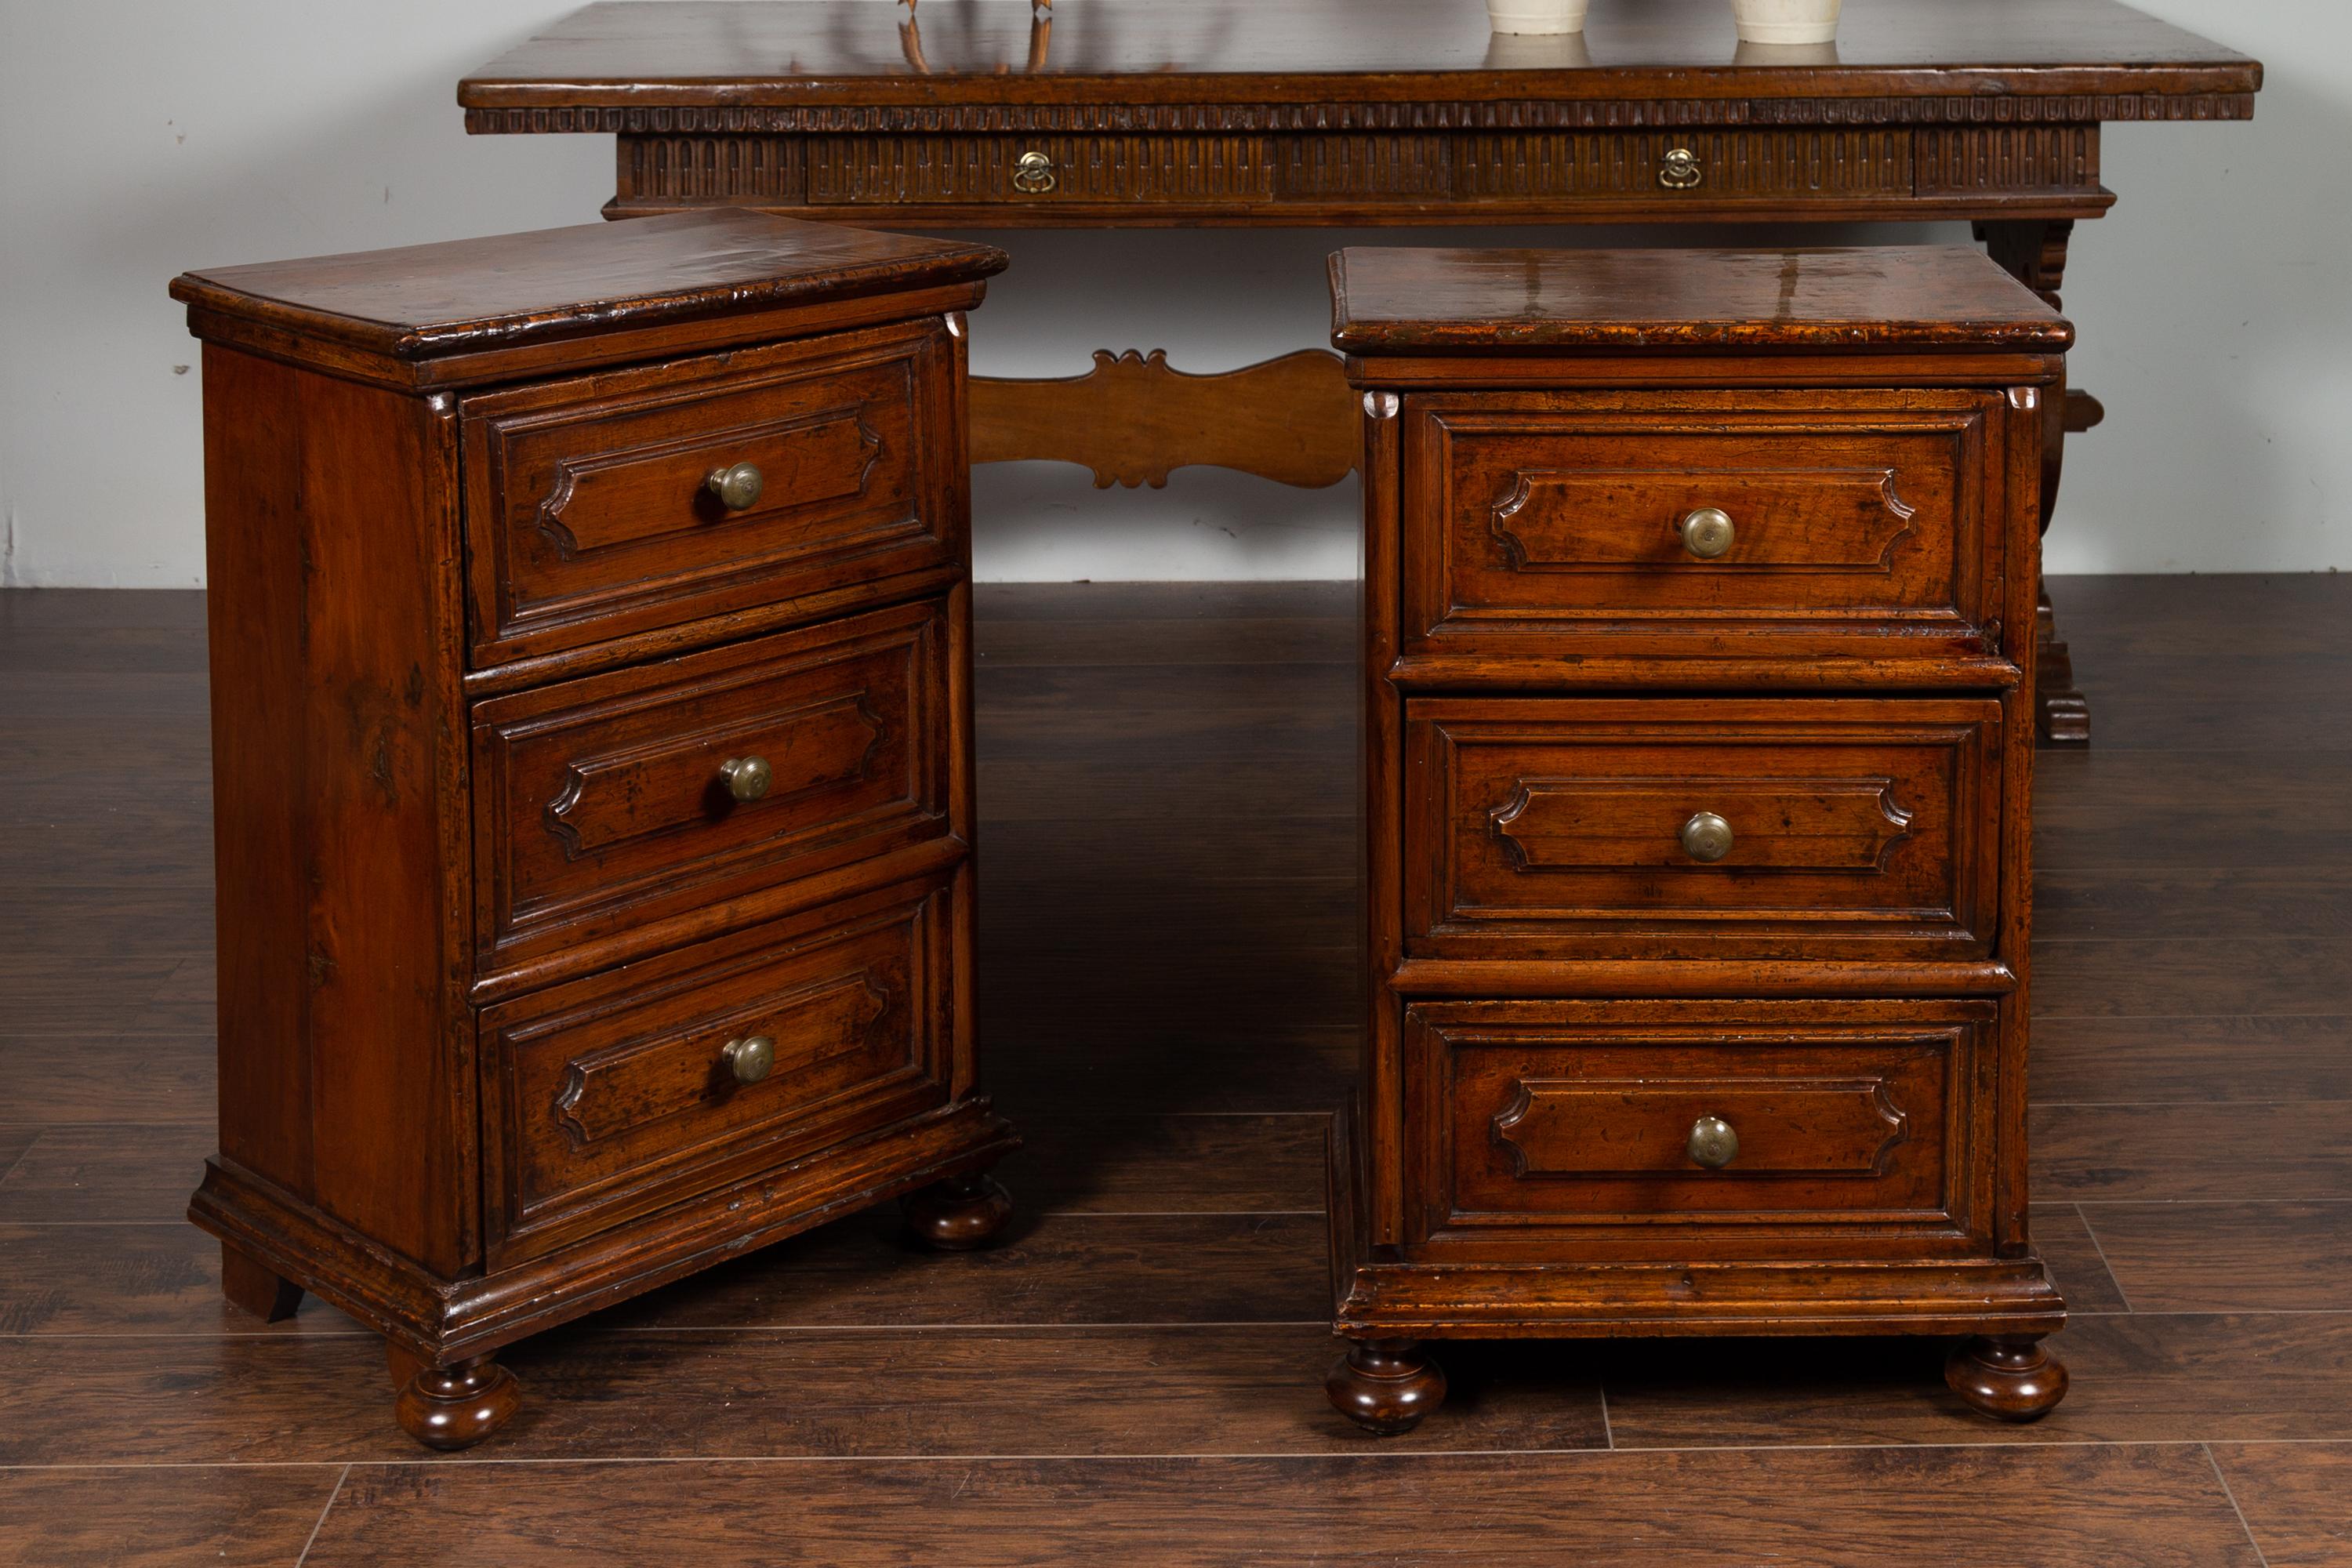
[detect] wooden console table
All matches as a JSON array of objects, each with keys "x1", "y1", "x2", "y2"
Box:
[{"x1": 461, "y1": 0, "x2": 2260, "y2": 742}]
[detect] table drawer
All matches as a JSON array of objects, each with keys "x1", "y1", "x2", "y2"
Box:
[
  {"x1": 463, "y1": 319, "x2": 960, "y2": 666},
  {"x1": 1408, "y1": 998, "x2": 1991, "y2": 1243},
  {"x1": 481, "y1": 876, "x2": 960, "y2": 1265},
  {"x1": 1397, "y1": 390, "x2": 2009, "y2": 682},
  {"x1": 808, "y1": 135, "x2": 1279, "y2": 208},
  {"x1": 1403, "y1": 697, "x2": 2005, "y2": 962},
  {"x1": 471, "y1": 597, "x2": 956, "y2": 978}
]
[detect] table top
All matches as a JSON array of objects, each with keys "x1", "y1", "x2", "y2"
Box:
[
  {"x1": 461, "y1": 0, "x2": 2259, "y2": 116},
  {"x1": 171, "y1": 210, "x2": 1005, "y2": 362},
  {"x1": 1329, "y1": 245, "x2": 2071, "y2": 356}
]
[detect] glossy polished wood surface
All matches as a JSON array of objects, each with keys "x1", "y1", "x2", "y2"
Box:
[
  {"x1": 176, "y1": 214, "x2": 1014, "y2": 1450},
  {"x1": 1334, "y1": 246, "x2": 2063, "y2": 1432},
  {"x1": 1331, "y1": 245, "x2": 2071, "y2": 356},
  {"x1": 0, "y1": 577, "x2": 2341, "y2": 1561},
  {"x1": 171, "y1": 209, "x2": 1004, "y2": 371},
  {"x1": 462, "y1": 0, "x2": 2259, "y2": 107}
]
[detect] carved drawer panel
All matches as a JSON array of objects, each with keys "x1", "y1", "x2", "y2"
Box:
[
  {"x1": 462, "y1": 319, "x2": 958, "y2": 666},
  {"x1": 480, "y1": 875, "x2": 958, "y2": 1264},
  {"x1": 1406, "y1": 998, "x2": 1991, "y2": 1248},
  {"x1": 1398, "y1": 389, "x2": 2008, "y2": 681},
  {"x1": 470, "y1": 597, "x2": 954, "y2": 979},
  {"x1": 808, "y1": 136, "x2": 1278, "y2": 206},
  {"x1": 1403, "y1": 697, "x2": 2004, "y2": 962}
]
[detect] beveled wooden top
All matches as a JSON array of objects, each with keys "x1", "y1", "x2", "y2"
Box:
[
  {"x1": 172, "y1": 209, "x2": 1005, "y2": 363},
  {"x1": 1328, "y1": 245, "x2": 2072, "y2": 355},
  {"x1": 460, "y1": 0, "x2": 2258, "y2": 118}
]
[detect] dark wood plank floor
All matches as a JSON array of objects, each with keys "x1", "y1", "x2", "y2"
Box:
[{"x1": 2, "y1": 576, "x2": 2346, "y2": 1565}]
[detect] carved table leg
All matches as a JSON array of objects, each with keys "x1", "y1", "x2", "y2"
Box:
[
  {"x1": 219, "y1": 1243, "x2": 303, "y2": 1322},
  {"x1": 1946, "y1": 1334, "x2": 2069, "y2": 1422},
  {"x1": 1327, "y1": 1338, "x2": 1447, "y2": 1436},
  {"x1": 387, "y1": 1342, "x2": 522, "y2": 1451},
  {"x1": 902, "y1": 1171, "x2": 1014, "y2": 1250},
  {"x1": 1978, "y1": 218, "x2": 2094, "y2": 743}
]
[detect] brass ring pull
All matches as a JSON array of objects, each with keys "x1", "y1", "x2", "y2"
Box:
[
  {"x1": 1659, "y1": 147, "x2": 1704, "y2": 190},
  {"x1": 705, "y1": 462, "x2": 764, "y2": 511},
  {"x1": 720, "y1": 756, "x2": 772, "y2": 803},
  {"x1": 1011, "y1": 150, "x2": 1057, "y2": 194},
  {"x1": 1679, "y1": 506, "x2": 1736, "y2": 558},
  {"x1": 722, "y1": 1035, "x2": 775, "y2": 1085},
  {"x1": 1680, "y1": 811, "x2": 1733, "y2": 862},
  {"x1": 1688, "y1": 1116, "x2": 1738, "y2": 1169}
]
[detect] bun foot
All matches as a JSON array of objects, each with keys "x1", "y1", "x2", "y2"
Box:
[
  {"x1": 1947, "y1": 1334, "x2": 2068, "y2": 1422},
  {"x1": 1327, "y1": 1338, "x2": 1446, "y2": 1436},
  {"x1": 902, "y1": 1172, "x2": 1014, "y2": 1251},
  {"x1": 390, "y1": 1347, "x2": 521, "y2": 1451}
]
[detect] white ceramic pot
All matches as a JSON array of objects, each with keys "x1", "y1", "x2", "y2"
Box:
[
  {"x1": 1729, "y1": 0, "x2": 1842, "y2": 45},
  {"x1": 1486, "y1": 0, "x2": 1589, "y2": 36}
]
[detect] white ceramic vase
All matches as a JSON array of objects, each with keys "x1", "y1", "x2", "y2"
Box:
[
  {"x1": 1728, "y1": 0, "x2": 1842, "y2": 45},
  {"x1": 1486, "y1": 0, "x2": 1589, "y2": 36}
]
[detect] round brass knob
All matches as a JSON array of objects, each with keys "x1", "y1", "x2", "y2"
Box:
[
  {"x1": 1680, "y1": 811, "x2": 1733, "y2": 863},
  {"x1": 1688, "y1": 1116, "x2": 1739, "y2": 1169},
  {"x1": 705, "y1": 462, "x2": 764, "y2": 512},
  {"x1": 1011, "y1": 150, "x2": 1057, "y2": 194},
  {"x1": 1679, "y1": 507, "x2": 1736, "y2": 558},
  {"x1": 1659, "y1": 147, "x2": 1704, "y2": 191},
  {"x1": 722, "y1": 1035, "x2": 775, "y2": 1085},
  {"x1": 720, "y1": 755, "x2": 771, "y2": 803}
]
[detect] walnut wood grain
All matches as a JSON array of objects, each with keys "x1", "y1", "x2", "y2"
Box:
[
  {"x1": 2209, "y1": 1443, "x2": 2352, "y2": 1568},
  {"x1": 180, "y1": 213, "x2": 1014, "y2": 1449},
  {"x1": 171, "y1": 209, "x2": 1005, "y2": 387},
  {"x1": 969, "y1": 349, "x2": 1356, "y2": 490},
  {"x1": 286, "y1": 1446, "x2": 2267, "y2": 1567},
  {"x1": 1336, "y1": 245, "x2": 2060, "y2": 1417}
]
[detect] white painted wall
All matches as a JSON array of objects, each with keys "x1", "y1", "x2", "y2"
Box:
[{"x1": 1, "y1": 0, "x2": 2339, "y2": 586}]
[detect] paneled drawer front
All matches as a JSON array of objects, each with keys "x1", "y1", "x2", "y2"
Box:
[
  {"x1": 1408, "y1": 998, "x2": 1991, "y2": 1245},
  {"x1": 471, "y1": 597, "x2": 955, "y2": 978},
  {"x1": 481, "y1": 876, "x2": 960, "y2": 1264},
  {"x1": 808, "y1": 136, "x2": 1278, "y2": 207},
  {"x1": 463, "y1": 319, "x2": 957, "y2": 665},
  {"x1": 1403, "y1": 698, "x2": 2004, "y2": 962},
  {"x1": 1398, "y1": 390, "x2": 2005, "y2": 679}
]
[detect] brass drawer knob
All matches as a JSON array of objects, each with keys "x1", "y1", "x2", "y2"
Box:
[
  {"x1": 1680, "y1": 811, "x2": 1734, "y2": 862},
  {"x1": 719, "y1": 755, "x2": 772, "y2": 802},
  {"x1": 705, "y1": 461, "x2": 764, "y2": 512},
  {"x1": 1012, "y1": 150, "x2": 1057, "y2": 194},
  {"x1": 1679, "y1": 506, "x2": 1736, "y2": 558},
  {"x1": 722, "y1": 1034, "x2": 775, "y2": 1085},
  {"x1": 1688, "y1": 1116, "x2": 1739, "y2": 1169},
  {"x1": 1659, "y1": 147, "x2": 1704, "y2": 190}
]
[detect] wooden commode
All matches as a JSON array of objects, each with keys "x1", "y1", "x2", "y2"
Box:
[
  {"x1": 175, "y1": 209, "x2": 1016, "y2": 1450},
  {"x1": 1326, "y1": 245, "x2": 2071, "y2": 1432}
]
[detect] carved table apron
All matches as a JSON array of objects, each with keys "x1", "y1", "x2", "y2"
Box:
[{"x1": 461, "y1": 0, "x2": 2262, "y2": 743}]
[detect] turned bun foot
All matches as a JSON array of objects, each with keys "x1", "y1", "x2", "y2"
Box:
[
  {"x1": 1327, "y1": 1338, "x2": 1446, "y2": 1436},
  {"x1": 902, "y1": 1172, "x2": 1014, "y2": 1250},
  {"x1": 389, "y1": 1347, "x2": 522, "y2": 1451},
  {"x1": 1947, "y1": 1334, "x2": 2069, "y2": 1422},
  {"x1": 219, "y1": 1245, "x2": 303, "y2": 1323}
]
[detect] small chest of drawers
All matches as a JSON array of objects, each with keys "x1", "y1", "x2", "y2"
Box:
[
  {"x1": 1325, "y1": 245, "x2": 2072, "y2": 1433},
  {"x1": 174, "y1": 210, "x2": 1017, "y2": 1449}
]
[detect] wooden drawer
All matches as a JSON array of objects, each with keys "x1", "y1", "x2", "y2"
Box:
[
  {"x1": 1403, "y1": 697, "x2": 2005, "y2": 963},
  {"x1": 462, "y1": 318, "x2": 960, "y2": 666},
  {"x1": 481, "y1": 875, "x2": 960, "y2": 1265},
  {"x1": 1396, "y1": 390, "x2": 2010, "y2": 684},
  {"x1": 1406, "y1": 998, "x2": 1993, "y2": 1250},
  {"x1": 471, "y1": 597, "x2": 956, "y2": 980},
  {"x1": 808, "y1": 136, "x2": 1279, "y2": 208}
]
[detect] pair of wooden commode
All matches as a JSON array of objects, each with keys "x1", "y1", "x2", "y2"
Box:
[{"x1": 179, "y1": 210, "x2": 2068, "y2": 1448}]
